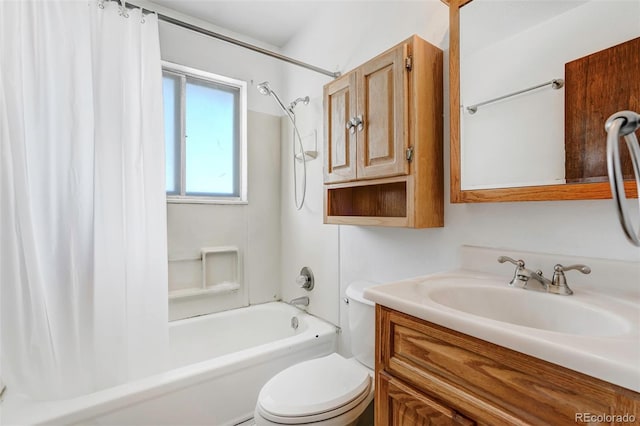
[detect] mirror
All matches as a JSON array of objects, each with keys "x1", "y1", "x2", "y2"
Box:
[{"x1": 448, "y1": 0, "x2": 639, "y2": 202}]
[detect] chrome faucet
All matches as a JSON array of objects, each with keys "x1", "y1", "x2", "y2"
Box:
[
  {"x1": 289, "y1": 296, "x2": 310, "y2": 308},
  {"x1": 498, "y1": 256, "x2": 591, "y2": 296}
]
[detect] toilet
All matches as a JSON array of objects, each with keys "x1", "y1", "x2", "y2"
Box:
[{"x1": 254, "y1": 281, "x2": 376, "y2": 426}]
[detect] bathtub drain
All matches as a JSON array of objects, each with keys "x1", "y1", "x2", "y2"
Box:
[{"x1": 290, "y1": 316, "x2": 299, "y2": 330}]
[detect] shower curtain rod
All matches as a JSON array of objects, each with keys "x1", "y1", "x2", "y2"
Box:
[{"x1": 114, "y1": 1, "x2": 341, "y2": 79}]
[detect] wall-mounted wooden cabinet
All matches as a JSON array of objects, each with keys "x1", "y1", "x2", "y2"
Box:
[
  {"x1": 323, "y1": 35, "x2": 443, "y2": 228},
  {"x1": 375, "y1": 306, "x2": 640, "y2": 425}
]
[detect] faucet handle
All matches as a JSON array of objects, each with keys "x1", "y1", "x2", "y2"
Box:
[
  {"x1": 497, "y1": 256, "x2": 525, "y2": 268},
  {"x1": 498, "y1": 256, "x2": 528, "y2": 287},
  {"x1": 550, "y1": 264, "x2": 591, "y2": 295},
  {"x1": 554, "y1": 264, "x2": 591, "y2": 275},
  {"x1": 296, "y1": 266, "x2": 314, "y2": 291}
]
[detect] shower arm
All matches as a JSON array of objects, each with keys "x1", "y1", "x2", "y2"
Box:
[
  {"x1": 289, "y1": 96, "x2": 310, "y2": 111},
  {"x1": 605, "y1": 111, "x2": 640, "y2": 247}
]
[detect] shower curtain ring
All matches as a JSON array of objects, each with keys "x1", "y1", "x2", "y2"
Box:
[
  {"x1": 97, "y1": 0, "x2": 105, "y2": 9},
  {"x1": 118, "y1": 0, "x2": 129, "y2": 18}
]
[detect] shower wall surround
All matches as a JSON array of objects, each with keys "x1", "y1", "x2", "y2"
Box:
[{"x1": 158, "y1": 19, "x2": 285, "y2": 318}]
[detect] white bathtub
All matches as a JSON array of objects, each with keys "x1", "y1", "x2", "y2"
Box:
[{"x1": 2, "y1": 302, "x2": 337, "y2": 426}]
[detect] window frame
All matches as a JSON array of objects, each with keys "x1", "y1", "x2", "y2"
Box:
[{"x1": 162, "y1": 61, "x2": 248, "y2": 205}]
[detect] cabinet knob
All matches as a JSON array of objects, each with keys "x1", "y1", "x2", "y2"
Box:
[
  {"x1": 346, "y1": 116, "x2": 363, "y2": 134},
  {"x1": 346, "y1": 119, "x2": 356, "y2": 134},
  {"x1": 353, "y1": 115, "x2": 364, "y2": 132}
]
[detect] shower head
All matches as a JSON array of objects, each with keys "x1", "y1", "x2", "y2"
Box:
[
  {"x1": 257, "y1": 81, "x2": 292, "y2": 118},
  {"x1": 289, "y1": 96, "x2": 310, "y2": 111},
  {"x1": 257, "y1": 81, "x2": 271, "y2": 96}
]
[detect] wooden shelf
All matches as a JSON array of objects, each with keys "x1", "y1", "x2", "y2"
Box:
[
  {"x1": 324, "y1": 215, "x2": 409, "y2": 227},
  {"x1": 325, "y1": 176, "x2": 414, "y2": 227},
  {"x1": 327, "y1": 181, "x2": 407, "y2": 218}
]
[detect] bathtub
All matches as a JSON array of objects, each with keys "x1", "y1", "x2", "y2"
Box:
[{"x1": 2, "y1": 302, "x2": 337, "y2": 426}]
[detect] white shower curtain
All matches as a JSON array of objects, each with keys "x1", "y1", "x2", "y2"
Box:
[{"x1": 0, "y1": 0, "x2": 168, "y2": 399}]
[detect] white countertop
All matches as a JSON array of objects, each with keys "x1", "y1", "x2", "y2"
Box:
[{"x1": 364, "y1": 269, "x2": 640, "y2": 392}]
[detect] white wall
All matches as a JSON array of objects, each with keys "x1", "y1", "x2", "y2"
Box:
[
  {"x1": 279, "y1": 100, "x2": 339, "y2": 326},
  {"x1": 280, "y1": 0, "x2": 640, "y2": 356},
  {"x1": 158, "y1": 20, "x2": 286, "y2": 318}
]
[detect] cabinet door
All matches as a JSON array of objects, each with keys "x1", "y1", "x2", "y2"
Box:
[
  {"x1": 324, "y1": 73, "x2": 358, "y2": 183},
  {"x1": 356, "y1": 43, "x2": 409, "y2": 180},
  {"x1": 377, "y1": 373, "x2": 475, "y2": 426}
]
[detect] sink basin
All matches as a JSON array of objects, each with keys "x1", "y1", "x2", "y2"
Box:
[
  {"x1": 364, "y1": 261, "x2": 640, "y2": 393},
  {"x1": 426, "y1": 283, "x2": 631, "y2": 337}
]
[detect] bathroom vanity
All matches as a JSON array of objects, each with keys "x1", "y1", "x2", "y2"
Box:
[
  {"x1": 375, "y1": 306, "x2": 639, "y2": 425},
  {"x1": 365, "y1": 247, "x2": 640, "y2": 425}
]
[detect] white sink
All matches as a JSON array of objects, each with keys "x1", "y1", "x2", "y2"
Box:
[
  {"x1": 364, "y1": 270, "x2": 640, "y2": 393},
  {"x1": 425, "y1": 283, "x2": 630, "y2": 337}
]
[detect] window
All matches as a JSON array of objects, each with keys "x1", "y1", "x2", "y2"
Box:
[{"x1": 162, "y1": 62, "x2": 247, "y2": 202}]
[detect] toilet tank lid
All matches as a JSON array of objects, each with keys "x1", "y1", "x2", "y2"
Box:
[{"x1": 346, "y1": 281, "x2": 377, "y2": 306}]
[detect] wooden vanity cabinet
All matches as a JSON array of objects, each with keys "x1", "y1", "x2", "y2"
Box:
[
  {"x1": 376, "y1": 305, "x2": 640, "y2": 425},
  {"x1": 323, "y1": 35, "x2": 443, "y2": 228}
]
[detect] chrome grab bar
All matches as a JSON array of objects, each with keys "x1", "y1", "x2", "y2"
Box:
[
  {"x1": 465, "y1": 78, "x2": 564, "y2": 114},
  {"x1": 605, "y1": 110, "x2": 640, "y2": 246}
]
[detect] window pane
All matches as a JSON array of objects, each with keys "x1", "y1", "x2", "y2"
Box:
[
  {"x1": 163, "y1": 72, "x2": 181, "y2": 194},
  {"x1": 185, "y1": 77, "x2": 239, "y2": 196}
]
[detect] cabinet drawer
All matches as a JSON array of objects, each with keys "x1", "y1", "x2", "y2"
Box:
[
  {"x1": 376, "y1": 306, "x2": 640, "y2": 425},
  {"x1": 376, "y1": 372, "x2": 474, "y2": 426}
]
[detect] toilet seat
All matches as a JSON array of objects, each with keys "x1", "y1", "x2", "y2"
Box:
[{"x1": 256, "y1": 354, "x2": 372, "y2": 424}]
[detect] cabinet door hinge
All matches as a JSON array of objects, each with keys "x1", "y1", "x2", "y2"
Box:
[
  {"x1": 406, "y1": 146, "x2": 414, "y2": 162},
  {"x1": 405, "y1": 56, "x2": 413, "y2": 71}
]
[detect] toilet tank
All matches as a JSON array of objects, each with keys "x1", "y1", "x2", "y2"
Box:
[{"x1": 345, "y1": 281, "x2": 377, "y2": 370}]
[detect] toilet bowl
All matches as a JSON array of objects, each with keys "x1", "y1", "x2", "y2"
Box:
[
  {"x1": 254, "y1": 281, "x2": 377, "y2": 426},
  {"x1": 254, "y1": 353, "x2": 373, "y2": 425}
]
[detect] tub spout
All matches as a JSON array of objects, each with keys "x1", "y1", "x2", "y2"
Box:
[{"x1": 289, "y1": 296, "x2": 309, "y2": 308}]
